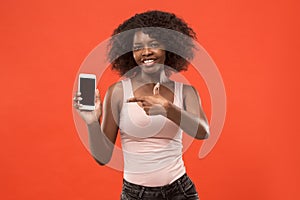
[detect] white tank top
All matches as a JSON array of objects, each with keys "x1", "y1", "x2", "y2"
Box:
[{"x1": 119, "y1": 78, "x2": 186, "y2": 186}]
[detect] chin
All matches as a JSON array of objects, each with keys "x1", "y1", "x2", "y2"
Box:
[{"x1": 140, "y1": 64, "x2": 163, "y2": 74}]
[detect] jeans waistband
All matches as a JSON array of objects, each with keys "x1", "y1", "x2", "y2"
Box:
[{"x1": 123, "y1": 173, "x2": 189, "y2": 192}]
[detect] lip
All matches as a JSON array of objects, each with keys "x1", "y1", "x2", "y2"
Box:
[{"x1": 140, "y1": 58, "x2": 157, "y2": 66}]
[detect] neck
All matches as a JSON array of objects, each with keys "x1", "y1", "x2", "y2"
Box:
[
  {"x1": 141, "y1": 73, "x2": 159, "y2": 83},
  {"x1": 135, "y1": 70, "x2": 170, "y2": 84}
]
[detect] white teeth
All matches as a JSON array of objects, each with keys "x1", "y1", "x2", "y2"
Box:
[{"x1": 143, "y1": 59, "x2": 154, "y2": 64}]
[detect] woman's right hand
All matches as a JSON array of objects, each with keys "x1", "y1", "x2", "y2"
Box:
[{"x1": 73, "y1": 89, "x2": 102, "y2": 124}]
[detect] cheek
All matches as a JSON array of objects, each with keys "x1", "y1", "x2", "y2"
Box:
[
  {"x1": 161, "y1": 51, "x2": 166, "y2": 62},
  {"x1": 132, "y1": 52, "x2": 137, "y2": 62},
  {"x1": 133, "y1": 51, "x2": 139, "y2": 62}
]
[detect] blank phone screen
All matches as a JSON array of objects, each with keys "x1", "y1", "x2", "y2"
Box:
[{"x1": 80, "y1": 78, "x2": 95, "y2": 106}]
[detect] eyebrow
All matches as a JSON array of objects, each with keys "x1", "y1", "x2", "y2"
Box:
[{"x1": 133, "y1": 40, "x2": 159, "y2": 45}]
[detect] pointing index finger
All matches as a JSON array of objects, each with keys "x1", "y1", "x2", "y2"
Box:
[{"x1": 126, "y1": 97, "x2": 144, "y2": 103}]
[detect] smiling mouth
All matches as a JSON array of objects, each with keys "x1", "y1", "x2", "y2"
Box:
[{"x1": 142, "y1": 59, "x2": 156, "y2": 66}]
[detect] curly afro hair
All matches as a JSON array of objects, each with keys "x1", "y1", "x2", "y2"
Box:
[{"x1": 108, "y1": 10, "x2": 197, "y2": 77}]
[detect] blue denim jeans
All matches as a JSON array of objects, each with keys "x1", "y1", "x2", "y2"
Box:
[{"x1": 120, "y1": 173, "x2": 199, "y2": 200}]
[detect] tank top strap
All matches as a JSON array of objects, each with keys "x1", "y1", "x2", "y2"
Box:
[
  {"x1": 121, "y1": 78, "x2": 134, "y2": 102},
  {"x1": 174, "y1": 81, "x2": 183, "y2": 108}
]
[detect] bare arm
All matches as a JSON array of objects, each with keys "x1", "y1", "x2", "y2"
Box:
[
  {"x1": 166, "y1": 85, "x2": 210, "y2": 140},
  {"x1": 74, "y1": 82, "x2": 122, "y2": 165}
]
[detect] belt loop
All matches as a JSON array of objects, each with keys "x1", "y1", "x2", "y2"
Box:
[
  {"x1": 161, "y1": 187, "x2": 166, "y2": 198},
  {"x1": 138, "y1": 187, "x2": 145, "y2": 199},
  {"x1": 177, "y1": 179, "x2": 184, "y2": 193}
]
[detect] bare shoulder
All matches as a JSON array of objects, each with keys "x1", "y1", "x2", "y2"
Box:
[
  {"x1": 182, "y1": 84, "x2": 199, "y2": 99},
  {"x1": 106, "y1": 81, "x2": 124, "y2": 109},
  {"x1": 181, "y1": 83, "x2": 202, "y2": 113},
  {"x1": 108, "y1": 81, "x2": 123, "y2": 92},
  {"x1": 106, "y1": 80, "x2": 123, "y2": 98}
]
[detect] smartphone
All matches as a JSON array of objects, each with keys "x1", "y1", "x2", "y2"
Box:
[{"x1": 78, "y1": 73, "x2": 96, "y2": 111}]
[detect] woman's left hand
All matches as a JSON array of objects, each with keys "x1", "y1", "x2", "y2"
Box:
[{"x1": 126, "y1": 83, "x2": 170, "y2": 116}]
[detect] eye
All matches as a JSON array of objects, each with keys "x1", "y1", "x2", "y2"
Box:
[
  {"x1": 132, "y1": 45, "x2": 142, "y2": 51},
  {"x1": 150, "y1": 42, "x2": 160, "y2": 48}
]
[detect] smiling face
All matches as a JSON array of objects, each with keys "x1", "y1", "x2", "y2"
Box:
[{"x1": 132, "y1": 31, "x2": 166, "y2": 75}]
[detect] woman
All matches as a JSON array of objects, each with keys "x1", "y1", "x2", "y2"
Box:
[{"x1": 74, "y1": 10, "x2": 210, "y2": 200}]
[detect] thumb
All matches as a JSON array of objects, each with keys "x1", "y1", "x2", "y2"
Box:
[{"x1": 153, "y1": 82, "x2": 160, "y2": 95}]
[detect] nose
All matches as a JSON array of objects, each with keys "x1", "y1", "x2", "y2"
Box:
[{"x1": 141, "y1": 47, "x2": 153, "y2": 56}]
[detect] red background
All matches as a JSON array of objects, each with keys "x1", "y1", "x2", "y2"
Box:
[{"x1": 1, "y1": 0, "x2": 299, "y2": 199}]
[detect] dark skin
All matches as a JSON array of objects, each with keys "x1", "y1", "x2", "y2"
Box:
[
  {"x1": 132, "y1": 82, "x2": 174, "y2": 111},
  {"x1": 73, "y1": 31, "x2": 209, "y2": 165}
]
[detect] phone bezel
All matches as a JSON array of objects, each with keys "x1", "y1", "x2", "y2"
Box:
[{"x1": 78, "y1": 73, "x2": 96, "y2": 111}]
